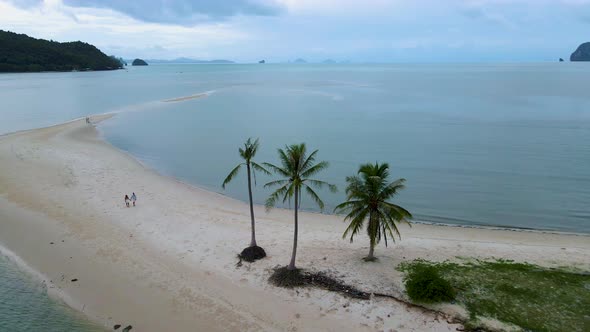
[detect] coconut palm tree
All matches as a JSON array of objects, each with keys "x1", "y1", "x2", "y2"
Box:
[
  {"x1": 334, "y1": 162, "x2": 412, "y2": 261},
  {"x1": 222, "y1": 138, "x2": 270, "y2": 260},
  {"x1": 264, "y1": 143, "x2": 336, "y2": 270}
]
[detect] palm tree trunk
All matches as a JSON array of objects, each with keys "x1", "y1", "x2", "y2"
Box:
[
  {"x1": 287, "y1": 187, "x2": 299, "y2": 270},
  {"x1": 367, "y1": 239, "x2": 375, "y2": 260},
  {"x1": 246, "y1": 163, "x2": 257, "y2": 247},
  {"x1": 366, "y1": 212, "x2": 376, "y2": 260}
]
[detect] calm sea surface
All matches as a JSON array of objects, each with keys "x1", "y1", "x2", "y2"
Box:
[
  {"x1": 1, "y1": 64, "x2": 589, "y2": 234},
  {"x1": 1, "y1": 63, "x2": 589, "y2": 330}
]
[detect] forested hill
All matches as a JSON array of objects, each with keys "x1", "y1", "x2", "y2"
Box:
[{"x1": 0, "y1": 30, "x2": 123, "y2": 72}]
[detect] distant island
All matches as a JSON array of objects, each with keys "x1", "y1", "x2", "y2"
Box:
[
  {"x1": 144, "y1": 58, "x2": 234, "y2": 64},
  {"x1": 0, "y1": 30, "x2": 123, "y2": 73},
  {"x1": 259, "y1": 60, "x2": 266, "y2": 64},
  {"x1": 132, "y1": 58, "x2": 148, "y2": 66},
  {"x1": 293, "y1": 58, "x2": 307, "y2": 64},
  {"x1": 570, "y1": 42, "x2": 590, "y2": 61}
]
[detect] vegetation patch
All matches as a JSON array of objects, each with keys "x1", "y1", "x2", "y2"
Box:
[
  {"x1": 399, "y1": 259, "x2": 590, "y2": 332},
  {"x1": 238, "y1": 246, "x2": 267, "y2": 262},
  {"x1": 404, "y1": 264, "x2": 455, "y2": 303}
]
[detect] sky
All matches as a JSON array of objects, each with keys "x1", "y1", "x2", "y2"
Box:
[{"x1": 1, "y1": 0, "x2": 589, "y2": 63}]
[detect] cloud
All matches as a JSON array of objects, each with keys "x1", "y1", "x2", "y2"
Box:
[
  {"x1": 5, "y1": 0, "x2": 42, "y2": 8},
  {"x1": 62, "y1": 0, "x2": 284, "y2": 24}
]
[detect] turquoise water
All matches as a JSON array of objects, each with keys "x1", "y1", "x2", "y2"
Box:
[
  {"x1": 1, "y1": 64, "x2": 590, "y2": 235},
  {"x1": 0, "y1": 253, "x2": 104, "y2": 331}
]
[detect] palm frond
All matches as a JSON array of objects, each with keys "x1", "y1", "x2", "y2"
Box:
[
  {"x1": 382, "y1": 201, "x2": 413, "y2": 220},
  {"x1": 265, "y1": 183, "x2": 290, "y2": 210},
  {"x1": 300, "y1": 149, "x2": 318, "y2": 173},
  {"x1": 304, "y1": 185, "x2": 325, "y2": 210},
  {"x1": 342, "y1": 207, "x2": 369, "y2": 242},
  {"x1": 262, "y1": 162, "x2": 290, "y2": 178},
  {"x1": 301, "y1": 160, "x2": 329, "y2": 178},
  {"x1": 306, "y1": 179, "x2": 338, "y2": 193},
  {"x1": 333, "y1": 199, "x2": 365, "y2": 214},
  {"x1": 336, "y1": 162, "x2": 412, "y2": 256},
  {"x1": 221, "y1": 163, "x2": 243, "y2": 189},
  {"x1": 251, "y1": 161, "x2": 271, "y2": 175},
  {"x1": 264, "y1": 179, "x2": 289, "y2": 188}
]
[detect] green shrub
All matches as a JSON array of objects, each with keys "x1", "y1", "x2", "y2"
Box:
[{"x1": 404, "y1": 264, "x2": 455, "y2": 303}]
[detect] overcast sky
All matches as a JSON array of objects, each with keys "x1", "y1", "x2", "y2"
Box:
[{"x1": 1, "y1": 0, "x2": 589, "y2": 62}]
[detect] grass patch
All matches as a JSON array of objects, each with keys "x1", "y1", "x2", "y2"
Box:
[{"x1": 399, "y1": 259, "x2": 590, "y2": 332}]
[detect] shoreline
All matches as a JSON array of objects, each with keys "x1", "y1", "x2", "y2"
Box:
[
  {"x1": 0, "y1": 115, "x2": 588, "y2": 331},
  {"x1": 95, "y1": 120, "x2": 589, "y2": 238}
]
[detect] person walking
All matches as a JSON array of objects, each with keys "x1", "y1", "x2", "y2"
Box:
[
  {"x1": 131, "y1": 192, "x2": 137, "y2": 207},
  {"x1": 124, "y1": 194, "x2": 130, "y2": 207}
]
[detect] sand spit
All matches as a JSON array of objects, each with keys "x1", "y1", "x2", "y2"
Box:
[
  {"x1": 162, "y1": 91, "x2": 214, "y2": 103},
  {"x1": 0, "y1": 115, "x2": 588, "y2": 331}
]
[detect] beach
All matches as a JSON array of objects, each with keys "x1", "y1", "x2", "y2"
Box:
[{"x1": 0, "y1": 115, "x2": 588, "y2": 332}]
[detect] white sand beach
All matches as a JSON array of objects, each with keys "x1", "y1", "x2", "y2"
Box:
[{"x1": 0, "y1": 115, "x2": 588, "y2": 331}]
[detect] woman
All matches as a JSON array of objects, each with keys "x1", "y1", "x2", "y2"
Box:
[
  {"x1": 131, "y1": 192, "x2": 137, "y2": 206},
  {"x1": 124, "y1": 194, "x2": 130, "y2": 207}
]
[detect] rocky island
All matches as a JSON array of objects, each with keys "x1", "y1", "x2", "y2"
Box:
[
  {"x1": 570, "y1": 42, "x2": 590, "y2": 61},
  {"x1": 0, "y1": 30, "x2": 123, "y2": 72},
  {"x1": 132, "y1": 58, "x2": 148, "y2": 66}
]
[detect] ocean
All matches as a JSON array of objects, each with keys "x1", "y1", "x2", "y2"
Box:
[
  {"x1": 1, "y1": 63, "x2": 589, "y2": 330},
  {"x1": 2, "y1": 63, "x2": 589, "y2": 234}
]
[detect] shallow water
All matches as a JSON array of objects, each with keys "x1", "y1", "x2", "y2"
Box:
[
  {"x1": 2, "y1": 63, "x2": 590, "y2": 234},
  {"x1": 0, "y1": 253, "x2": 105, "y2": 332}
]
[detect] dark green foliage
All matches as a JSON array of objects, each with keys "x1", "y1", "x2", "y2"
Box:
[
  {"x1": 239, "y1": 245, "x2": 266, "y2": 262},
  {"x1": 404, "y1": 263, "x2": 455, "y2": 303},
  {"x1": 0, "y1": 30, "x2": 123, "y2": 72},
  {"x1": 264, "y1": 143, "x2": 336, "y2": 270},
  {"x1": 222, "y1": 138, "x2": 270, "y2": 249},
  {"x1": 268, "y1": 266, "x2": 307, "y2": 288},
  {"x1": 334, "y1": 162, "x2": 411, "y2": 260},
  {"x1": 399, "y1": 259, "x2": 590, "y2": 332}
]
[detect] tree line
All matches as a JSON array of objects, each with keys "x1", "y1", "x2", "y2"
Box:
[{"x1": 0, "y1": 30, "x2": 123, "y2": 73}]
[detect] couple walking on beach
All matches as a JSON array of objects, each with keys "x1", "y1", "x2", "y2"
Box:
[{"x1": 124, "y1": 192, "x2": 137, "y2": 207}]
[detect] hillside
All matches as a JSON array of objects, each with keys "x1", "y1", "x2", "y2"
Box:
[
  {"x1": 0, "y1": 30, "x2": 123, "y2": 72},
  {"x1": 570, "y1": 42, "x2": 590, "y2": 61},
  {"x1": 132, "y1": 58, "x2": 148, "y2": 66}
]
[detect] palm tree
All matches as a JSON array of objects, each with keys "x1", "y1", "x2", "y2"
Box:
[
  {"x1": 334, "y1": 162, "x2": 412, "y2": 261},
  {"x1": 222, "y1": 138, "x2": 270, "y2": 256},
  {"x1": 264, "y1": 143, "x2": 336, "y2": 270}
]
